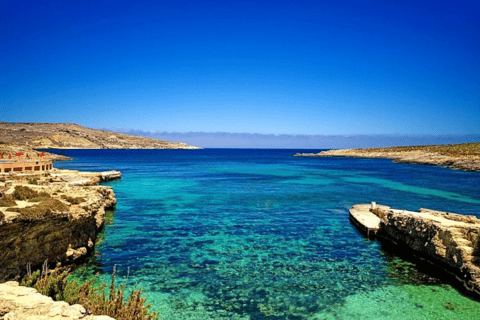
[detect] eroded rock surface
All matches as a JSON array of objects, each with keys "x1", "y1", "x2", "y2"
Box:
[
  {"x1": 0, "y1": 281, "x2": 115, "y2": 320},
  {"x1": 350, "y1": 204, "x2": 480, "y2": 296},
  {"x1": 0, "y1": 170, "x2": 118, "y2": 280}
]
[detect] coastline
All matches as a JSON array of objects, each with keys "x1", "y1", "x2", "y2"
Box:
[
  {"x1": 0, "y1": 168, "x2": 119, "y2": 279},
  {"x1": 0, "y1": 166, "x2": 120, "y2": 319},
  {"x1": 2, "y1": 147, "x2": 480, "y2": 318},
  {"x1": 0, "y1": 281, "x2": 115, "y2": 320},
  {"x1": 294, "y1": 143, "x2": 480, "y2": 172},
  {"x1": 350, "y1": 203, "x2": 480, "y2": 299}
]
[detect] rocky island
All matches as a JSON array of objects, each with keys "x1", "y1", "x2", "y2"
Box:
[
  {"x1": 350, "y1": 203, "x2": 480, "y2": 298},
  {"x1": 294, "y1": 142, "x2": 480, "y2": 171}
]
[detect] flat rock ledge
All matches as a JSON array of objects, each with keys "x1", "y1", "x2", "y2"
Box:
[
  {"x1": 294, "y1": 149, "x2": 480, "y2": 172},
  {"x1": 0, "y1": 281, "x2": 115, "y2": 320},
  {"x1": 350, "y1": 203, "x2": 480, "y2": 297},
  {"x1": 0, "y1": 169, "x2": 120, "y2": 280}
]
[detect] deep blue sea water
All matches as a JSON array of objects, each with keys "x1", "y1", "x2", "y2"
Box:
[{"x1": 50, "y1": 149, "x2": 480, "y2": 320}]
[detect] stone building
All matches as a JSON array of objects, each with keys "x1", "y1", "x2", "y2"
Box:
[{"x1": 0, "y1": 152, "x2": 53, "y2": 173}]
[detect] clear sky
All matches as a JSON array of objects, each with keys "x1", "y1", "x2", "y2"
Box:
[{"x1": 1, "y1": 0, "x2": 479, "y2": 137}]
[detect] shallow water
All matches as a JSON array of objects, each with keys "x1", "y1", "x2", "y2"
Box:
[{"x1": 52, "y1": 149, "x2": 480, "y2": 319}]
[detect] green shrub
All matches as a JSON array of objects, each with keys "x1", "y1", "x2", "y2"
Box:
[
  {"x1": 0, "y1": 194, "x2": 16, "y2": 207},
  {"x1": 4, "y1": 185, "x2": 52, "y2": 203},
  {"x1": 21, "y1": 264, "x2": 159, "y2": 320},
  {"x1": 29, "y1": 191, "x2": 51, "y2": 202},
  {"x1": 61, "y1": 195, "x2": 86, "y2": 204},
  {"x1": 13, "y1": 186, "x2": 39, "y2": 200},
  {"x1": 6, "y1": 198, "x2": 68, "y2": 218},
  {"x1": 28, "y1": 178, "x2": 38, "y2": 185}
]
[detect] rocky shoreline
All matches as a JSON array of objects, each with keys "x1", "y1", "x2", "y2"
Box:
[
  {"x1": 0, "y1": 168, "x2": 121, "y2": 319},
  {"x1": 350, "y1": 203, "x2": 480, "y2": 298},
  {"x1": 0, "y1": 281, "x2": 115, "y2": 320},
  {"x1": 294, "y1": 144, "x2": 480, "y2": 172}
]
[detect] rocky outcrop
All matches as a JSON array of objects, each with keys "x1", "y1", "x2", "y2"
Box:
[
  {"x1": 350, "y1": 204, "x2": 480, "y2": 297},
  {"x1": 49, "y1": 169, "x2": 122, "y2": 186},
  {"x1": 0, "y1": 281, "x2": 115, "y2": 320},
  {"x1": 0, "y1": 166, "x2": 122, "y2": 319},
  {"x1": 0, "y1": 122, "x2": 200, "y2": 149},
  {"x1": 0, "y1": 170, "x2": 118, "y2": 281},
  {"x1": 294, "y1": 143, "x2": 480, "y2": 171}
]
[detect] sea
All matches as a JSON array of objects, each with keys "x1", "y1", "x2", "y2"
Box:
[{"x1": 49, "y1": 148, "x2": 480, "y2": 320}]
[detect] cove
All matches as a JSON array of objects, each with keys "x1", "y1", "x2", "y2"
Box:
[{"x1": 52, "y1": 149, "x2": 480, "y2": 320}]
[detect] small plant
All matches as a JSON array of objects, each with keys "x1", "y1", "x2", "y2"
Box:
[
  {"x1": 0, "y1": 194, "x2": 16, "y2": 207},
  {"x1": 13, "y1": 186, "x2": 38, "y2": 200},
  {"x1": 28, "y1": 178, "x2": 38, "y2": 185},
  {"x1": 6, "y1": 198, "x2": 69, "y2": 218},
  {"x1": 28, "y1": 191, "x2": 51, "y2": 202},
  {"x1": 61, "y1": 195, "x2": 86, "y2": 204},
  {"x1": 21, "y1": 263, "x2": 160, "y2": 320}
]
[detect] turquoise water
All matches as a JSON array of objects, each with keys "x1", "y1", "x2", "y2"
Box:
[{"x1": 52, "y1": 149, "x2": 480, "y2": 319}]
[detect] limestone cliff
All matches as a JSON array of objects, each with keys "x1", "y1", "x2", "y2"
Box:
[
  {"x1": 0, "y1": 122, "x2": 200, "y2": 150},
  {"x1": 350, "y1": 204, "x2": 480, "y2": 297},
  {"x1": 0, "y1": 171, "x2": 118, "y2": 281}
]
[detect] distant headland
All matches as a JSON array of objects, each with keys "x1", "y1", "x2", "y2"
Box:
[
  {"x1": 0, "y1": 122, "x2": 200, "y2": 152},
  {"x1": 294, "y1": 143, "x2": 480, "y2": 172}
]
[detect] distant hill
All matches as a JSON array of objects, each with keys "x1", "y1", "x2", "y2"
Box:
[{"x1": 0, "y1": 122, "x2": 200, "y2": 150}]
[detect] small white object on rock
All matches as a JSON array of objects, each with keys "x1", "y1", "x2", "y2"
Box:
[{"x1": 371, "y1": 201, "x2": 376, "y2": 209}]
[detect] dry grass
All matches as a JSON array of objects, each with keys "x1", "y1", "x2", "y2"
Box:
[
  {"x1": 5, "y1": 198, "x2": 69, "y2": 218},
  {"x1": 0, "y1": 194, "x2": 17, "y2": 207},
  {"x1": 61, "y1": 195, "x2": 86, "y2": 204},
  {"x1": 3, "y1": 186, "x2": 68, "y2": 218},
  {"x1": 363, "y1": 142, "x2": 480, "y2": 157},
  {"x1": 21, "y1": 263, "x2": 159, "y2": 320},
  {"x1": 13, "y1": 186, "x2": 39, "y2": 200}
]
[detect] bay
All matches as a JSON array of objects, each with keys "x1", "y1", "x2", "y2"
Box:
[{"x1": 51, "y1": 149, "x2": 480, "y2": 319}]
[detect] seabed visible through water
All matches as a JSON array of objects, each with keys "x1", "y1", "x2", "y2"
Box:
[{"x1": 53, "y1": 149, "x2": 480, "y2": 319}]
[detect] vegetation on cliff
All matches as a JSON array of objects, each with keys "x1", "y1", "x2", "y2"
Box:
[
  {"x1": 0, "y1": 183, "x2": 158, "y2": 319},
  {"x1": 62, "y1": 194, "x2": 86, "y2": 204},
  {"x1": 1, "y1": 186, "x2": 69, "y2": 219},
  {"x1": 356, "y1": 142, "x2": 480, "y2": 158},
  {"x1": 295, "y1": 142, "x2": 480, "y2": 171}
]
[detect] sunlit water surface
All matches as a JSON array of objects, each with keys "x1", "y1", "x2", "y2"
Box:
[{"x1": 52, "y1": 149, "x2": 480, "y2": 320}]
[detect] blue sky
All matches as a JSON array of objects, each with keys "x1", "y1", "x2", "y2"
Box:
[{"x1": 1, "y1": 1, "x2": 479, "y2": 141}]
